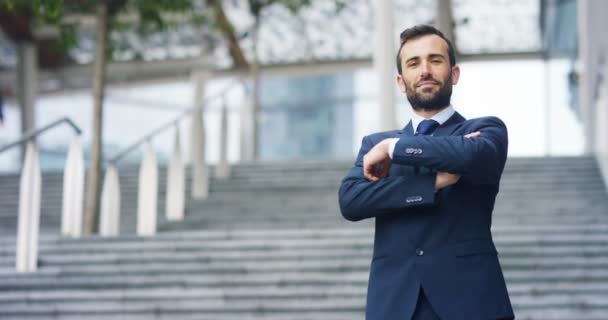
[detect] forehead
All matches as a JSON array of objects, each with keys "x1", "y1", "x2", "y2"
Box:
[{"x1": 400, "y1": 34, "x2": 449, "y2": 61}]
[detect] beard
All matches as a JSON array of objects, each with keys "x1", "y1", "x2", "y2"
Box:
[{"x1": 405, "y1": 74, "x2": 453, "y2": 112}]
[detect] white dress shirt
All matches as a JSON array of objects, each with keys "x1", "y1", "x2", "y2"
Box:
[{"x1": 388, "y1": 105, "x2": 455, "y2": 159}]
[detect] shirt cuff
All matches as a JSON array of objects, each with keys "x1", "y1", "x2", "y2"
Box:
[{"x1": 387, "y1": 138, "x2": 399, "y2": 159}]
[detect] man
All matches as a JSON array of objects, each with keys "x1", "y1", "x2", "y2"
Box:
[{"x1": 338, "y1": 25, "x2": 514, "y2": 320}]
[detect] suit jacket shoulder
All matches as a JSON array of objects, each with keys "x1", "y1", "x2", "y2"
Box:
[
  {"x1": 460, "y1": 116, "x2": 507, "y2": 133},
  {"x1": 365, "y1": 129, "x2": 401, "y2": 145}
]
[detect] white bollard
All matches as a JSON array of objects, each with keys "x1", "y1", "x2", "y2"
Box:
[
  {"x1": 166, "y1": 128, "x2": 185, "y2": 221},
  {"x1": 61, "y1": 137, "x2": 84, "y2": 237},
  {"x1": 100, "y1": 165, "x2": 121, "y2": 236},
  {"x1": 137, "y1": 143, "x2": 158, "y2": 236},
  {"x1": 217, "y1": 99, "x2": 231, "y2": 179},
  {"x1": 16, "y1": 142, "x2": 41, "y2": 272}
]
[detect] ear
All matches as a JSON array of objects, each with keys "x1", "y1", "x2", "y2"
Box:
[
  {"x1": 451, "y1": 65, "x2": 460, "y2": 85},
  {"x1": 396, "y1": 74, "x2": 407, "y2": 93}
]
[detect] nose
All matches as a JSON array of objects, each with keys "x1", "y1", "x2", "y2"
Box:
[{"x1": 420, "y1": 62, "x2": 432, "y2": 79}]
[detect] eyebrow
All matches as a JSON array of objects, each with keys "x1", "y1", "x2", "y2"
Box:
[{"x1": 404, "y1": 53, "x2": 446, "y2": 64}]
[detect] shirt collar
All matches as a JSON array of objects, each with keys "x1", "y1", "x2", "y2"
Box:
[{"x1": 411, "y1": 105, "x2": 455, "y2": 134}]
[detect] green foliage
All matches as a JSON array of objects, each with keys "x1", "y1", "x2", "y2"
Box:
[
  {"x1": 0, "y1": 0, "x2": 350, "y2": 64},
  {"x1": 276, "y1": 0, "x2": 312, "y2": 14},
  {"x1": 246, "y1": 0, "x2": 345, "y2": 16},
  {"x1": 247, "y1": 0, "x2": 312, "y2": 17},
  {"x1": 0, "y1": 0, "x2": 204, "y2": 60},
  {"x1": 126, "y1": 0, "x2": 193, "y2": 34},
  {"x1": 55, "y1": 23, "x2": 78, "y2": 49},
  {"x1": 1, "y1": 0, "x2": 66, "y2": 23}
]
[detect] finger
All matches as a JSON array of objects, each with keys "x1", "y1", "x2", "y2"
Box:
[
  {"x1": 363, "y1": 163, "x2": 373, "y2": 180},
  {"x1": 464, "y1": 131, "x2": 481, "y2": 138},
  {"x1": 380, "y1": 160, "x2": 390, "y2": 178},
  {"x1": 378, "y1": 159, "x2": 391, "y2": 178},
  {"x1": 364, "y1": 153, "x2": 380, "y2": 176},
  {"x1": 363, "y1": 159, "x2": 378, "y2": 181},
  {"x1": 365, "y1": 168, "x2": 379, "y2": 181}
]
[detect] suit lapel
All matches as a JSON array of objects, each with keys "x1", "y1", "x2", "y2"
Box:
[{"x1": 395, "y1": 120, "x2": 414, "y2": 138}]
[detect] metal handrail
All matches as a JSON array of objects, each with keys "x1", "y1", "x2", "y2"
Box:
[
  {"x1": 108, "y1": 79, "x2": 243, "y2": 165},
  {"x1": 0, "y1": 117, "x2": 82, "y2": 154}
]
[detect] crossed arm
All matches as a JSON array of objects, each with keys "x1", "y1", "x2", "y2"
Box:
[{"x1": 338, "y1": 117, "x2": 508, "y2": 221}]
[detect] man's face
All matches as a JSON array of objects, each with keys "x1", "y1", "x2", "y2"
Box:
[{"x1": 396, "y1": 34, "x2": 460, "y2": 111}]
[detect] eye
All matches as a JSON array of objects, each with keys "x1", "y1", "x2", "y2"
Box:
[
  {"x1": 407, "y1": 61, "x2": 418, "y2": 68},
  {"x1": 432, "y1": 59, "x2": 442, "y2": 64}
]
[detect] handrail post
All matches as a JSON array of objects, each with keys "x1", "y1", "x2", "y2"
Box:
[
  {"x1": 190, "y1": 70, "x2": 210, "y2": 199},
  {"x1": 61, "y1": 136, "x2": 85, "y2": 238},
  {"x1": 240, "y1": 84, "x2": 254, "y2": 162},
  {"x1": 100, "y1": 165, "x2": 121, "y2": 236},
  {"x1": 190, "y1": 107, "x2": 208, "y2": 199},
  {"x1": 1, "y1": 118, "x2": 81, "y2": 271},
  {"x1": 217, "y1": 95, "x2": 231, "y2": 179},
  {"x1": 16, "y1": 142, "x2": 41, "y2": 272},
  {"x1": 166, "y1": 125, "x2": 185, "y2": 221},
  {"x1": 137, "y1": 142, "x2": 158, "y2": 236}
]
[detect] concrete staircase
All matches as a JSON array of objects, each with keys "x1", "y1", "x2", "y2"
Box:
[{"x1": 0, "y1": 157, "x2": 607, "y2": 319}]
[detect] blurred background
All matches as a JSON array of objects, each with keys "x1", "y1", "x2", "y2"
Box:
[
  {"x1": 1, "y1": 1, "x2": 608, "y2": 319},
  {"x1": 0, "y1": 0, "x2": 599, "y2": 169}
]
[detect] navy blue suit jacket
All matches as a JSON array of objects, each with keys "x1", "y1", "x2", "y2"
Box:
[{"x1": 339, "y1": 112, "x2": 514, "y2": 320}]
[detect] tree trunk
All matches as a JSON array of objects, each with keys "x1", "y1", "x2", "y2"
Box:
[
  {"x1": 84, "y1": 2, "x2": 109, "y2": 235},
  {"x1": 209, "y1": 0, "x2": 249, "y2": 69},
  {"x1": 251, "y1": 17, "x2": 260, "y2": 160},
  {"x1": 16, "y1": 42, "x2": 38, "y2": 160}
]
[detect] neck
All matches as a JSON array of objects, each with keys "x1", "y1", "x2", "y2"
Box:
[{"x1": 412, "y1": 105, "x2": 449, "y2": 119}]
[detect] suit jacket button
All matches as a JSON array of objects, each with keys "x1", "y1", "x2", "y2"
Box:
[
  {"x1": 406, "y1": 196, "x2": 423, "y2": 203},
  {"x1": 415, "y1": 248, "x2": 424, "y2": 256}
]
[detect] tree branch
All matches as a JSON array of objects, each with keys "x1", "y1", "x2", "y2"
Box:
[{"x1": 208, "y1": 0, "x2": 250, "y2": 69}]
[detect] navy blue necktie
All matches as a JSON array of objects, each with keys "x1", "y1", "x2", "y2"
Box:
[{"x1": 416, "y1": 119, "x2": 440, "y2": 136}]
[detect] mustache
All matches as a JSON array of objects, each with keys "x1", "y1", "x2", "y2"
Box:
[{"x1": 415, "y1": 78, "x2": 440, "y2": 87}]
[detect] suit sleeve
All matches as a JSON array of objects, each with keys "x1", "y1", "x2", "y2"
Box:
[
  {"x1": 391, "y1": 116, "x2": 508, "y2": 185},
  {"x1": 338, "y1": 135, "x2": 437, "y2": 222}
]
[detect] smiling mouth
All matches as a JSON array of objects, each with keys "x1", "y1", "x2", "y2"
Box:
[{"x1": 417, "y1": 81, "x2": 439, "y2": 87}]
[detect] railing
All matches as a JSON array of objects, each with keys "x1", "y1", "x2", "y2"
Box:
[
  {"x1": 99, "y1": 77, "x2": 241, "y2": 236},
  {"x1": 2, "y1": 74, "x2": 242, "y2": 272},
  {"x1": 0, "y1": 117, "x2": 84, "y2": 273}
]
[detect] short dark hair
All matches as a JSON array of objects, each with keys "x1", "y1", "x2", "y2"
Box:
[{"x1": 396, "y1": 24, "x2": 456, "y2": 75}]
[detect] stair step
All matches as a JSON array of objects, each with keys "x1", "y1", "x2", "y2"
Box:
[{"x1": 0, "y1": 156, "x2": 606, "y2": 318}]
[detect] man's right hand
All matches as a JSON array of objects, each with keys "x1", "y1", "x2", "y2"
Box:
[{"x1": 435, "y1": 171, "x2": 460, "y2": 191}]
